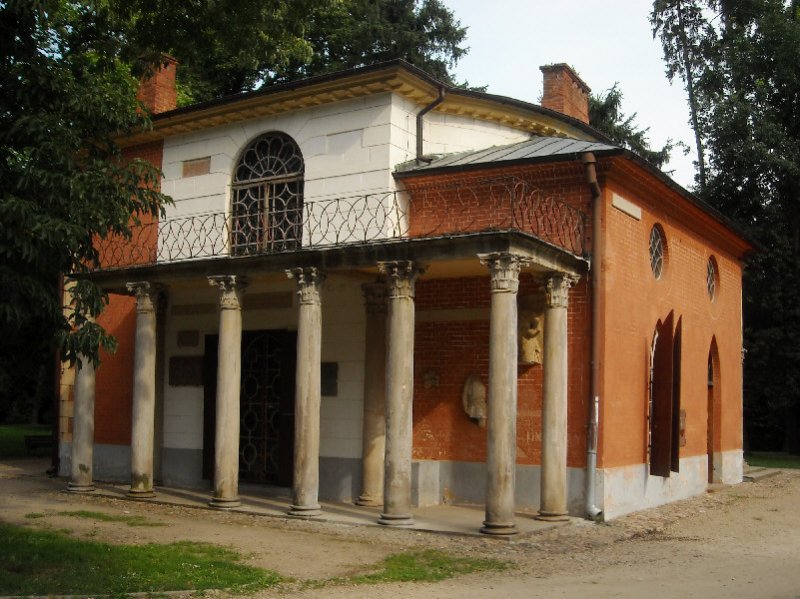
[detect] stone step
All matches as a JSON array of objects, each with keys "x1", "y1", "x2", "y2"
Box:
[{"x1": 743, "y1": 467, "x2": 782, "y2": 482}]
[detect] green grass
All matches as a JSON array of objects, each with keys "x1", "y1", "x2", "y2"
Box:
[
  {"x1": 0, "y1": 424, "x2": 51, "y2": 458},
  {"x1": 347, "y1": 549, "x2": 510, "y2": 584},
  {"x1": 0, "y1": 522, "x2": 282, "y2": 595},
  {"x1": 748, "y1": 453, "x2": 800, "y2": 469},
  {"x1": 58, "y1": 510, "x2": 166, "y2": 527}
]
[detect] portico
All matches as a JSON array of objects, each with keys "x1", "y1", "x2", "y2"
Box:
[{"x1": 73, "y1": 228, "x2": 584, "y2": 532}]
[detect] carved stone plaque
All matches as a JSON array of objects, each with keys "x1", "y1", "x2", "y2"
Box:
[{"x1": 518, "y1": 294, "x2": 545, "y2": 365}]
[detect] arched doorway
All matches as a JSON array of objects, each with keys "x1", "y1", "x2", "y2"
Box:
[
  {"x1": 649, "y1": 311, "x2": 682, "y2": 477},
  {"x1": 707, "y1": 337, "x2": 721, "y2": 483}
]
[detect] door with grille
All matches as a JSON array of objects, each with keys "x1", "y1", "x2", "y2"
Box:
[{"x1": 203, "y1": 330, "x2": 296, "y2": 486}]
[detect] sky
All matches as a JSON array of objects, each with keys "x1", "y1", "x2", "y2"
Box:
[{"x1": 446, "y1": 0, "x2": 697, "y2": 189}]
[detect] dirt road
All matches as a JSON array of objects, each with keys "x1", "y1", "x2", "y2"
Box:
[{"x1": 2, "y1": 458, "x2": 799, "y2": 598}]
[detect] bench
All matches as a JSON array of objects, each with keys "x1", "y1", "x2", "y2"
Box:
[{"x1": 24, "y1": 434, "x2": 53, "y2": 454}]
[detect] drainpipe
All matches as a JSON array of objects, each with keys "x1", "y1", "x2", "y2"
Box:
[
  {"x1": 582, "y1": 151, "x2": 603, "y2": 520},
  {"x1": 416, "y1": 87, "x2": 446, "y2": 165}
]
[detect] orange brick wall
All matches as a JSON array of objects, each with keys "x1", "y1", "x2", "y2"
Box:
[
  {"x1": 412, "y1": 273, "x2": 591, "y2": 467},
  {"x1": 404, "y1": 163, "x2": 592, "y2": 257},
  {"x1": 599, "y1": 177, "x2": 744, "y2": 469},
  {"x1": 94, "y1": 294, "x2": 136, "y2": 444},
  {"x1": 88, "y1": 140, "x2": 164, "y2": 446},
  {"x1": 405, "y1": 162, "x2": 594, "y2": 468}
]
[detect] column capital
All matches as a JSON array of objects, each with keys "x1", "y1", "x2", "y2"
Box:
[
  {"x1": 208, "y1": 275, "x2": 248, "y2": 310},
  {"x1": 479, "y1": 252, "x2": 531, "y2": 293},
  {"x1": 362, "y1": 280, "x2": 388, "y2": 314},
  {"x1": 126, "y1": 281, "x2": 163, "y2": 313},
  {"x1": 286, "y1": 267, "x2": 325, "y2": 305},
  {"x1": 378, "y1": 261, "x2": 425, "y2": 300},
  {"x1": 545, "y1": 273, "x2": 580, "y2": 309}
]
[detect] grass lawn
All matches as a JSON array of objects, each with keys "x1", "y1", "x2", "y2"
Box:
[
  {"x1": 0, "y1": 522, "x2": 281, "y2": 595},
  {"x1": 747, "y1": 453, "x2": 800, "y2": 469},
  {"x1": 348, "y1": 549, "x2": 509, "y2": 584},
  {"x1": 0, "y1": 424, "x2": 52, "y2": 458}
]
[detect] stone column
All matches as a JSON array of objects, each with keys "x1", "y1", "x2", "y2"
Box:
[
  {"x1": 286, "y1": 267, "x2": 325, "y2": 517},
  {"x1": 537, "y1": 273, "x2": 578, "y2": 521},
  {"x1": 67, "y1": 354, "x2": 96, "y2": 493},
  {"x1": 208, "y1": 275, "x2": 247, "y2": 509},
  {"x1": 479, "y1": 253, "x2": 529, "y2": 535},
  {"x1": 377, "y1": 261, "x2": 423, "y2": 526},
  {"x1": 356, "y1": 281, "x2": 388, "y2": 507},
  {"x1": 126, "y1": 281, "x2": 161, "y2": 498}
]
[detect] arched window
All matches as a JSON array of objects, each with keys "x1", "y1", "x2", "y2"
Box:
[{"x1": 231, "y1": 132, "x2": 304, "y2": 255}]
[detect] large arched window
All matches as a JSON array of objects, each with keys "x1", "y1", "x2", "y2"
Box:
[{"x1": 231, "y1": 132, "x2": 304, "y2": 255}]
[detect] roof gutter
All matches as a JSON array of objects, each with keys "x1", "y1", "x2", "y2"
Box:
[
  {"x1": 582, "y1": 151, "x2": 603, "y2": 521},
  {"x1": 416, "y1": 86, "x2": 446, "y2": 165}
]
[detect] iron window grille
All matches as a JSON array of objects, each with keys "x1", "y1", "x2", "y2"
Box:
[
  {"x1": 706, "y1": 256, "x2": 718, "y2": 300},
  {"x1": 649, "y1": 225, "x2": 665, "y2": 279},
  {"x1": 231, "y1": 133, "x2": 304, "y2": 255}
]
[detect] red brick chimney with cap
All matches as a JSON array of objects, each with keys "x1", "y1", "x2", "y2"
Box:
[
  {"x1": 137, "y1": 54, "x2": 178, "y2": 114},
  {"x1": 540, "y1": 63, "x2": 591, "y2": 124}
]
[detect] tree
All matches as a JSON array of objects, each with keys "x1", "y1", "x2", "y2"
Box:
[
  {"x1": 651, "y1": 0, "x2": 711, "y2": 191},
  {"x1": 651, "y1": 0, "x2": 800, "y2": 453},
  {"x1": 0, "y1": 0, "x2": 169, "y2": 406},
  {"x1": 112, "y1": 0, "x2": 469, "y2": 104},
  {"x1": 277, "y1": 0, "x2": 468, "y2": 85},
  {"x1": 110, "y1": 0, "x2": 333, "y2": 104},
  {"x1": 588, "y1": 84, "x2": 676, "y2": 170}
]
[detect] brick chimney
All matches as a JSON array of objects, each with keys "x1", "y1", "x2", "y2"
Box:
[
  {"x1": 539, "y1": 63, "x2": 591, "y2": 124},
  {"x1": 137, "y1": 54, "x2": 178, "y2": 114}
]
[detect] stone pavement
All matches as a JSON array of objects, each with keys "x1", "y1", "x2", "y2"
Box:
[{"x1": 90, "y1": 477, "x2": 568, "y2": 538}]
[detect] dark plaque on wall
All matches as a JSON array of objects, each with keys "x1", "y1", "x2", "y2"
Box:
[
  {"x1": 321, "y1": 362, "x2": 338, "y2": 397},
  {"x1": 169, "y1": 356, "x2": 204, "y2": 386}
]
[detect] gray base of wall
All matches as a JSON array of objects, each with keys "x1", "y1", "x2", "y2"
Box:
[
  {"x1": 412, "y1": 459, "x2": 587, "y2": 515},
  {"x1": 160, "y1": 447, "x2": 207, "y2": 489},
  {"x1": 58, "y1": 442, "x2": 591, "y2": 515},
  {"x1": 58, "y1": 442, "x2": 131, "y2": 483},
  {"x1": 319, "y1": 456, "x2": 361, "y2": 502}
]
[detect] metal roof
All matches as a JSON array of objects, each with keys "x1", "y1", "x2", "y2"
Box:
[{"x1": 396, "y1": 136, "x2": 621, "y2": 175}]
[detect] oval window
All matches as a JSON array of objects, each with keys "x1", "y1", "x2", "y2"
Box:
[{"x1": 649, "y1": 225, "x2": 666, "y2": 279}]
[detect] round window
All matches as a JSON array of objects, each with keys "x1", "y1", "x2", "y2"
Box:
[{"x1": 649, "y1": 225, "x2": 666, "y2": 279}]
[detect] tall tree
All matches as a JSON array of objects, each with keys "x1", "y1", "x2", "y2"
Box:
[
  {"x1": 651, "y1": 0, "x2": 711, "y2": 191},
  {"x1": 0, "y1": 0, "x2": 169, "y2": 388},
  {"x1": 652, "y1": 0, "x2": 800, "y2": 452},
  {"x1": 110, "y1": 0, "x2": 333, "y2": 104},
  {"x1": 112, "y1": 0, "x2": 469, "y2": 104},
  {"x1": 589, "y1": 84, "x2": 676, "y2": 170},
  {"x1": 278, "y1": 0, "x2": 468, "y2": 85}
]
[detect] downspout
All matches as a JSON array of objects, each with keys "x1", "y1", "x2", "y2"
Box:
[
  {"x1": 582, "y1": 151, "x2": 603, "y2": 520},
  {"x1": 416, "y1": 87, "x2": 446, "y2": 165}
]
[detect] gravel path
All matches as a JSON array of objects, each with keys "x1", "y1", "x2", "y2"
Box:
[{"x1": 2, "y1": 458, "x2": 799, "y2": 598}]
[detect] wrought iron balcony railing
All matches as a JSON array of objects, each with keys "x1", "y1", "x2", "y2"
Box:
[{"x1": 94, "y1": 177, "x2": 587, "y2": 271}]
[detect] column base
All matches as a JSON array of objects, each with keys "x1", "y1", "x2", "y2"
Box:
[
  {"x1": 209, "y1": 496, "x2": 241, "y2": 509},
  {"x1": 378, "y1": 512, "x2": 414, "y2": 526},
  {"x1": 355, "y1": 494, "x2": 383, "y2": 507},
  {"x1": 535, "y1": 510, "x2": 569, "y2": 522},
  {"x1": 66, "y1": 482, "x2": 95, "y2": 494},
  {"x1": 127, "y1": 488, "x2": 156, "y2": 499},
  {"x1": 480, "y1": 520, "x2": 517, "y2": 536},
  {"x1": 287, "y1": 504, "x2": 322, "y2": 518}
]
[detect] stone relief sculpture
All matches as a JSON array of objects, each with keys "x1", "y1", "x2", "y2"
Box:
[
  {"x1": 462, "y1": 374, "x2": 487, "y2": 427},
  {"x1": 519, "y1": 294, "x2": 545, "y2": 365}
]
